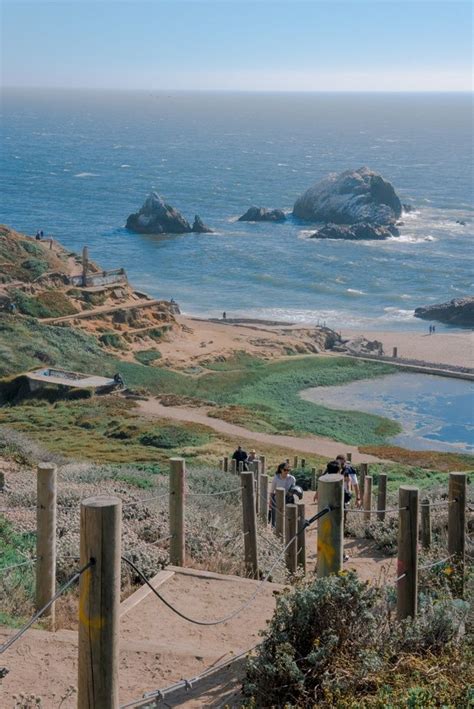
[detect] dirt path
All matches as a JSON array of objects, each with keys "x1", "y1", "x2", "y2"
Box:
[
  {"x1": 40, "y1": 298, "x2": 162, "y2": 324},
  {"x1": 138, "y1": 398, "x2": 382, "y2": 462}
]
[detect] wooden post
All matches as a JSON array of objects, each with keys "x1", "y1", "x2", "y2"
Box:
[
  {"x1": 241, "y1": 471, "x2": 258, "y2": 579},
  {"x1": 252, "y1": 460, "x2": 260, "y2": 513},
  {"x1": 259, "y1": 474, "x2": 269, "y2": 524},
  {"x1": 397, "y1": 486, "x2": 419, "y2": 620},
  {"x1": 275, "y1": 487, "x2": 286, "y2": 540},
  {"x1": 301, "y1": 458, "x2": 306, "y2": 469},
  {"x1": 259, "y1": 455, "x2": 266, "y2": 476},
  {"x1": 82, "y1": 245, "x2": 89, "y2": 286},
  {"x1": 377, "y1": 473, "x2": 387, "y2": 522},
  {"x1": 420, "y1": 498, "x2": 432, "y2": 550},
  {"x1": 448, "y1": 472, "x2": 467, "y2": 596},
  {"x1": 286, "y1": 458, "x2": 290, "y2": 465},
  {"x1": 285, "y1": 504, "x2": 298, "y2": 575},
  {"x1": 310, "y1": 467, "x2": 317, "y2": 492},
  {"x1": 238, "y1": 460, "x2": 244, "y2": 473},
  {"x1": 293, "y1": 456, "x2": 298, "y2": 469},
  {"x1": 169, "y1": 458, "x2": 185, "y2": 566},
  {"x1": 317, "y1": 473, "x2": 344, "y2": 577},
  {"x1": 78, "y1": 496, "x2": 121, "y2": 709},
  {"x1": 231, "y1": 458, "x2": 237, "y2": 474},
  {"x1": 223, "y1": 456, "x2": 228, "y2": 472},
  {"x1": 363, "y1": 476, "x2": 373, "y2": 523},
  {"x1": 393, "y1": 346, "x2": 398, "y2": 358},
  {"x1": 346, "y1": 452, "x2": 352, "y2": 463},
  {"x1": 359, "y1": 462, "x2": 368, "y2": 497},
  {"x1": 0, "y1": 470, "x2": 5, "y2": 492},
  {"x1": 36, "y1": 463, "x2": 57, "y2": 626},
  {"x1": 297, "y1": 502, "x2": 306, "y2": 572}
]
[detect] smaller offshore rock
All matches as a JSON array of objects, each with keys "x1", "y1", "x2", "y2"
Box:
[
  {"x1": 126, "y1": 192, "x2": 192, "y2": 234},
  {"x1": 414, "y1": 296, "x2": 474, "y2": 327},
  {"x1": 192, "y1": 215, "x2": 214, "y2": 233},
  {"x1": 238, "y1": 207, "x2": 286, "y2": 222},
  {"x1": 309, "y1": 222, "x2": 399, "y2": 240}
]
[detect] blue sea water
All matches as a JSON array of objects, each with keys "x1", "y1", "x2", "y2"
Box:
[{"x1": 1, "y1": 89, "x2": 473, "y2": 330}]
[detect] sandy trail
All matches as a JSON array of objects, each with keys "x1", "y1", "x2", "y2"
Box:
[{"x1": 138, "y1": 398, "x2": 382, "y2": 462}]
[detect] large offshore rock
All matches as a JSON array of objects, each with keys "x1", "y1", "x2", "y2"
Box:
[
  {"x1": 309, "y1": 222, "x2": 399, "y2": 240},
  {"x1": 414, "y1": 297, "x2": 474, "y2": 327},
  {"x1": 293, "y1": 167, "x2": 402, "y2": 225},
  {"x1": 238, "y1": 206, "x2": 286, "y2": 222},
  {"x1": 126, "y1": 192, "x2": 192, "y2": 234}
]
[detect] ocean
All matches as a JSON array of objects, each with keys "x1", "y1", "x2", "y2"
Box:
[{"x1": 1, "y1": 89, "x2": 472, "y2": 331}]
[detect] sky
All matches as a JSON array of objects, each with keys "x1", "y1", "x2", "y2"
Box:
[{"x1": 1, "y1": 0, "x2": 472, "y2": 92}]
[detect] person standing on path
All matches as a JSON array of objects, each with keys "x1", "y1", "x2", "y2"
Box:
[
  {"x1": 232, "y1": 445, "x2": 248, "y2": 470},
  {"x1": 336, "y1": 454, "x2": 361, "y2": 508},
  {"x1": 269, "y1": 462, "x2": 296, "y2": 526}
]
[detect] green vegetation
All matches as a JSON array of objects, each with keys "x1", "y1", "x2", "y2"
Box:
[
  {"x1": 134, "y1": 349, "x2": 162, "y2": 365},
  {"x1": 11, "y1": 289, "x2": 78, "y2": 319},
  {"x1": 361, "y1": 445, "x2": 474, "y2": 473},
  {"x1": 243, "y1": 572, "x2": 472, "y2": 708},
  {"x1": 0, "y1": 398, "x2": 213, "y2": 463},
  {"x1": 0, "y1": 517, "x2": 36, "y2": 624},
  {"x1": 98, "y1": 331, "x2": 127, "y2": 350}
]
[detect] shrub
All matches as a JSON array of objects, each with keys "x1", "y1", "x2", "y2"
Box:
[
  {"x1": 134, "y1": 349, "x2": 162, "y2": 365},
  {"x1": 99, "y1": 332, "x2": 126, "y2": 350},
  {"x1": 139, "y1": 426, "x2": 210, "y2": 449}
]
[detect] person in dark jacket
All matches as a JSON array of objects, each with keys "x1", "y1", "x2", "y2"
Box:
[{"x1": 232, "y1": 445, "x2": 248, "y2": 470}]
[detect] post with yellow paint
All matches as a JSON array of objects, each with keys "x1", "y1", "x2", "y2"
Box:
[
  {"x1": 316, "y1": 473, "x2": 343, "y2": 577},
  {"x1": 78, "y1": 496, "x2": 121, "y2": 709}
]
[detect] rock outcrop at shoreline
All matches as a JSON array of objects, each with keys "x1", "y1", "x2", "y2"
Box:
[
  {"x1": 293, "y1": 167, "x2": 402, "y2": 226},
  {"x1": 238, "y1": 207, "x2": 286, "y2": 222},
  {"x1": 126, "y1": 192, "x2": 213, "y2": 234},
  {"x1": 310, "y1": 222, "x2": 399, "y2": 241},
  {"x1": 414, "y1": 296, "x2": 474, "y2": 327}
]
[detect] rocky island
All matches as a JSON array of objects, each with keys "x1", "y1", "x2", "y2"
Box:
[
  {"x1": 294, "y1": 167, "x2": 403, "y2": 240},
  {"x1": 414, "y1": 296, "x2": 474, "y2": 327},
  {"x1": 126, "y1": 192, "x2": 213, "y2": 234},
  {"x1": 238, "y1": 207, "x2": 286, "y2": 222}
]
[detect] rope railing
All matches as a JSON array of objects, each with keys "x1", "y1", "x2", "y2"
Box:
[
  {"x1": 120, "y1": 642, "x2": 261, "y2": 708},
  {"x1": 346, "y1": 506, "x2": 408, "y2": 515},
  {"x1": 0, "y1": 558, "x2": 36, "y2": 574},
  {"x1": 121, "y1": 506, "x2": 332, "y2": 628},
  {"x1": 0, "y1": 559, "x2": 94, "y2": 655},
  {"x1": 186, "y1": 486, "x2": 243, "y2": 497},
  {"x1": 418, "y1": 554, "x2": 456, "y2": 571}
]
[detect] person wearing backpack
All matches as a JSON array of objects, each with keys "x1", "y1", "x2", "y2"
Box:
[{"x1": 336, "y1": 454, "x2": 362, "y2": 508}]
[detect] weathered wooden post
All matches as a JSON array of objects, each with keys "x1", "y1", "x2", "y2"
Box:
[
  {"x1": 293, "y1": 456, "x2": 298, "y2": 469},
  {"x1": 317, "y1": 474, "x2": 344, "y2": 577},
  {"x1": 359, "y1": 462, "x2": 368, "y2": 498},
  {"x1": 377, "y1": 473, "x2": 387, "y2": 522},
  {"x1": 238, "y1": 460, "x2": 244, "y2": 473},
  {"x1": 231, "y1": 458, "x2": 237, "y2": 475},
  {"x1": 251, "y1": 460, "x2": 260, "y2": 513},
  {"x1": 78, "y1": 496, "x2": 121, "y2": 708},
  {"x1": 310, "y1": 467, "x2": 317, "y2": 492},
  {"x1": 297, "y1": 502, "x2": 306, "y2": 573},
  {"x1": 397, "y1": 486, "x2": 419, "y2": 620},
  {"x1": 275, "y1": 487, "x2": 286, "y2": 540},
  {"x1": 392, "y1": 347, "x2": 398, "y2": 358},
  {"x1": 285, "y1": 504, "x2": 298, "y2": 575},
  {"x1": 363, "y1": 476, "x2": 373, "y2": 523},
  {"x1": 346, "y1": 452, "x2": 352, "y2": 463},
  {"x1": 259, "y1": 474, "x2": 269, "y2": 524},
  {"x1": 82, "y1": 245, "x2": 89, "y2": 286},
  {"x1": 301, "y1": 458, "x2": 306, "y2": 468},
  {"x1": 259, "y1": 455, "x2": 266, "y2": 476},
  {"x1": 420, "y1": 498, "x2": 432, "y2": 549},
  {"x1": 223, "y1": 456, "x2": 228, "y2": 472},
  {"x1": 0, "y1": 470, "x2": 5, "y2": 492},
  {"x1": 169, "y1": 457, "x2": 185, "y2": 566},
  {"x1": 448, "y1": 472, "x2": 467, "y2": 596},
  {"x1": 241, "y1": 471, "x2": 258, "y2": 579},
  {"x1": 36, "y1": 463, "x2": 57, "y2": 626}
]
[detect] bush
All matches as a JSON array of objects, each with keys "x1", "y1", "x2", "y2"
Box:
[
  {"x1": 242, "y1": 572, "x2": 470, "y2": 708},
  {"x1": 99, "y1": 332, "x2": 126, "y2": 350},
  {"x1": 134, "y1": 349, "x2": 162, "y2": 365},
  {"x1": 139, "y1": 426, "x2": 209, "y2": 449}
]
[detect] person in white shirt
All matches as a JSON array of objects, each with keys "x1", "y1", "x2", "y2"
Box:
[{"x1": 269, "y1": 462, "x2": 296, "y2": 526}]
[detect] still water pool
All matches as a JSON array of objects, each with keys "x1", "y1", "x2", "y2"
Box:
[{"x1": 301, "y1": 372, "x2": 474, "y2": 454}]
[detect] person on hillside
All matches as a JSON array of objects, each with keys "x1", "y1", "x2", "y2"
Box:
[
  {"x1": 232, "y1": 445, "x2": 248, "y2": 470},
  {"x1": 269, "y1": 462, "x2": 297, "y2": 526},
  {"x1": 336, "y1": 454, "x2": 361, "y2": 508},
  {"x1": 247, "y1": 449, "x2": 258, "y2": 465}
]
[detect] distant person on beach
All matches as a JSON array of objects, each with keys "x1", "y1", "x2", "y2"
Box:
[
  {"x1": 232, "y1": 445, "x2": 248, "y2": 470},
  {"x1": 432, "y1": 325, "x2": 436, "y2": 333},
  {"x1": 40, "y1": 230, "x2": 44, "y2": 238},
  {"x1": 429, "y1": 325, "x2": 432, "y2": 334},
  {"x1": 222, "y1": 311, "x2": 226, "y2": 320},
  {"x1": 269, "y1": 462, "x2": 296, "y2": 526},
  {"x1": 35, "y1": 231, "x2": 41, "y2": 240}
]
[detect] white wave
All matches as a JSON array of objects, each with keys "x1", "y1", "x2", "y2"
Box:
[
  {"x1": 277, "y1": 163, "x2": 288, "y2": 167},
  {"x1": 388, "y1": 234, "x2": 437, "y2": 244},
  {"x1": 298, "y1": 229, "x2": 315, "y2": 238},
  {"x1": 74, "y1": 172, "x2": 99, "y2": 178},
  {"x1": 346, "y1": 288, "x2": 366, "y2": 296},
  {"x1": 382, "y1": 307, "x2": 414, "y2": 321},
  {"x1": 120, "y1": 164, "x2": 131, "y2": 168}
]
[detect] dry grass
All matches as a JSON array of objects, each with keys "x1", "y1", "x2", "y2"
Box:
[{"x1": 360, "y1": 445, "x2": 474, "y2": 472}]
